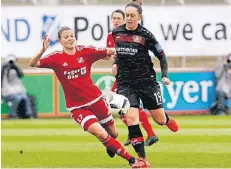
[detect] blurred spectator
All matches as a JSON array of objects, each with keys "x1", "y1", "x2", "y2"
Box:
[
  {"x1": 21, "y1": 0, "x2": 39, "y2": 5},
  {"x1": 1, "y1": 54, "x2": 32, "y2": 118},
  {"x1": 161, "y1": 0, "x2": 185, "y2": 5},
  {"x1": 210, "y1": 53, "x2": 231, "y2": 115}
]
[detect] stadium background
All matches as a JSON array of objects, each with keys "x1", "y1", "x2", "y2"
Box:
[{"x1": 1, "y1": 0, "x2": 231, "y2": 168}]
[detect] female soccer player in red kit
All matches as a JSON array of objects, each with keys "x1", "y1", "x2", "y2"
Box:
[
  {"x1": 107, "y1": 9, "x2": 159, "y2": 147},
  {"x1": 29, "y1": 26, "x2": 143, "y2": 168}
]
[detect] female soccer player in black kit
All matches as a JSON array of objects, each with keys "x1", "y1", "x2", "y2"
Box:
[{"x1": 112, "y1": 2, "x2": 178, "y2": 167}]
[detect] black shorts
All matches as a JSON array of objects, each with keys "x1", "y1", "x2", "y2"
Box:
[{"x1": 117, "y1": 79, "x2": 163, "y2": 110}]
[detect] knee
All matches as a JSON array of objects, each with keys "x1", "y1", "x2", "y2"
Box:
[
  {"x1": 102, "y1": 123, "x2": 118, "y2": 139},
  {"x1": 149, "y1": 109, "x2": 167, "y2": 125},
  {"x1": 94, "y1": 129, "x2": 109, "y2": 142},
  {"x1": 153, "y1": 114, "x2": 166, "y2": 125},
  {"x1": 156, "y1": 118, "x2": 166, "y2": 125},
  {"x1": 110, "y1": 132, "x2": 118, "y2": 139}
]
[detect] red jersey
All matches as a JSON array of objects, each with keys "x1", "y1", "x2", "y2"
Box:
[
  {"x1": 107, "y1": 32, "x2": 118, "y2": 92},
  {"x1": 106, "y1": 32, "x2": 115, "y2": 48},
  {"x1": 39, "y1": 46, "x2": 107, "y2": 111}
]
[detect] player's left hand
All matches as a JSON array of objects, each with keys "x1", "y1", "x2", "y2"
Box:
[
  {"x1": 42, "y1": 35, "x2": 50, "y2": 52},
  {"x1": 162, "y1": 77, "x2": 170, "y2": 85}
]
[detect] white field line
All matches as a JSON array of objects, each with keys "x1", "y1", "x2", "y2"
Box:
[
  {"x1": 2, "y1": 128, "x2": 231, "y2": 136},
  {"x1": 2, "y1": 142, "x2": 231, "y2": 153}
]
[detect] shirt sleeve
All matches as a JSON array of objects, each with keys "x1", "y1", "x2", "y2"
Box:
[
  {"x1": 85, "y1": 46, "x2": 107, "y2": 63},
  {"x1": 112, "y1": 30, "x2": 116, "y2": 42},
  {"x1": 106, "y1": 34, "x2": 110, "y2": 47},
  {"x1": 38, "y1": 53, "x2": 56, "y2": 69},
  {"x1": 106, "y1": 33, "x2": 115, "y2": 48},
  {"x1": 146, "y1": 31, "x2": 164, "y2": 57},
  {"x1": 146, "y1": 31, "x2": 168, "y2": 78}
]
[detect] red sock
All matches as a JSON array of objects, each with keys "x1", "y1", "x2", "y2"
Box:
[
  {"x1": 139, "y1": 108, "x2": 155, "y2": 137},
  {"x1": 103, "y1": 135, "x2": 133, "y2": 161},
  {"x1": 120, "y1": 115, "x2": 128, "y2": 126}
]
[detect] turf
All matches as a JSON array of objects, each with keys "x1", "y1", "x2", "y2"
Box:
[{"x1": 1, "y1": 115, "x2": 231, "y2": 168}]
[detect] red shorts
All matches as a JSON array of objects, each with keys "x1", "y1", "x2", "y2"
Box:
[{"x1": 71, "y1": 98, "x2": 114, "y2": 131}]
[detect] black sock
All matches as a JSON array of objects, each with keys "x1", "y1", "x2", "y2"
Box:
[
  {"x1": 165, "y1": 112, "x2": 169, "y2": 124},
  {"x1": 128, "y1": 124, "x2": 146, "y2": 158}
]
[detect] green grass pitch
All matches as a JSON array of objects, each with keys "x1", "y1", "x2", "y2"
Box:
[{"x1": 1, "y1": 115, "x2": 231, "y2": 168}]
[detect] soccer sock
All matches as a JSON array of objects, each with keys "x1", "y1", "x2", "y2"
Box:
[
  {"x1": 118, "y1": 110, "x2": 128, "y2": 126},
  {"x1": 120, "y1": 115, "x2": 128, "y2": 126},
  {"x1": 139, "y1": 108, "x2": 155, "y2": 137},
  {"x1": 165, "y1": 112, "x2": 170, "y2": 124},
  {"x1": 128, "y1": 124, "x2": 146, "y2": 158},
  {"x1": 102, "y1": 135, "x2": 133, "y2": 161}
]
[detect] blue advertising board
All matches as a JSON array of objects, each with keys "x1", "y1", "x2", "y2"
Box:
[
  {"x1": 159, "y1": 71, "x2": 216, "y2": 111},
  {"x1": 93, "y1": 70, "x2": 231, "y2": 114}
]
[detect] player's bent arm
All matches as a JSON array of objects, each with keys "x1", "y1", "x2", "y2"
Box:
[
  {"x1": 157, "y1": 53, "x2": 168, "y2": 78},
  {"x1": 101, "y1": 48, "x2": 115, "y2": 60},
  {"x1": 147, "y1": 31, "x2": 168, "y2": 78},
  {"x1": 29, "y1": 49, "x2": 45, "y2": 67},
  {"x1": 29, "y1": 35, "x2": 50, "y2": 67}
]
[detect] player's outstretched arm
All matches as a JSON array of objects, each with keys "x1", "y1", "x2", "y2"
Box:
[{"x1": 29, "y1": 35, "x2": 50, "y2": 67}]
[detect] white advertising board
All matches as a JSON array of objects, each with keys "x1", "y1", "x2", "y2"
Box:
[{"x1": 1, "y1": 5, "x2": 231, "y2": 57}]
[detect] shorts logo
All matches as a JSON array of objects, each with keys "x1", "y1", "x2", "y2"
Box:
[
  {"x1": 41, "y1": 15, "x2": 60, "y2": 47},
  {"x1": 116, "y1": 148, "x2": 122, "y2": 155}
]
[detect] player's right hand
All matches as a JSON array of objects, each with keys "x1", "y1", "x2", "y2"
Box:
[
  {"x1": 162, "y1": 77, "x2": 170, "y2": 85},
  {"x1": 42, "y1": 35, "x2": 50, "y2": 52}
]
